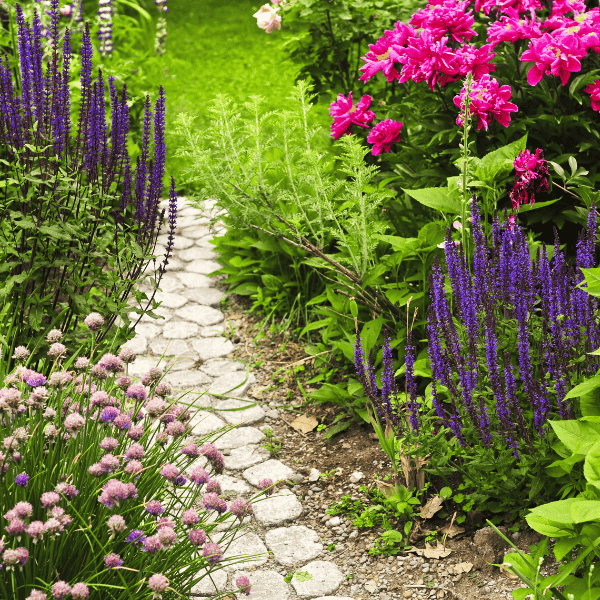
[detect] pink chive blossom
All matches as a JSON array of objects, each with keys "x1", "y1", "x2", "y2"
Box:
[
  {"x1": 119, "y1": 347, "x2": 136, "y2": 363},
  {"x1": 114, "y1": 413, "x2": 132, "y2": 430},
  {"x1": 520, "y1": 32, "x2": 586, "y2": 87},
  {"x1": 26, "y1": 520, "x2": 45, "y2": 543},
  {"x1": 146, "y1": 500, "x2": 164, "y2": 516},
  {"x1": 124, "y1": 459, "x2": 144, "y2": 477},
  {"x1": 91, "y1": 365, "x2": 108, "y2": 379},
  {"x1": 27, "y1": 591, "x2": 47, "y2": 600},
  {"x1": 161, "y1": 464, "x2": 180, "y2": 481},
  {"x1": 203, "y1": 542, "x2": 223, "y2": 564},
  {"x1": 6, "y1": 518, "x2": 26, "y2": 536},
  {"x1": 181, "y1": 443, "x2": 200, "y2": 458},
  {"x1": 202, "y1": 492, "x2": 228, "y2": 514},
  {"x1": 142, "y1": 535, "x2": 163, "y2": 554},
  {"x1": 55, "y1": 482, "x2": 79, "y2": 499},
  {"x1": 90, "y1": 391, "x2": 114, "y2": 408},
  {"x1": 52, "y1": 582, "x2": 71, "y2": 599},
  {"x1": 189, "y1": 467, "x2": 210, "y2": 485},
  {"x1": 367, "y1": 120, "x2": 403, "y2": 156},
  {"x1": 100, "y1": 407, "x2": 120, "y2": 423},
  {"x1": 148, "y1": 573, "x2": 170, "y2": 599},
  {"x1": 43, "y1": 407, "x2": 57, "y2": 420},
  {"x1": 99, "y1": 437, "x2": 119, "y2": 452},
  {"x1": 125, "y1": 442, "x2": 145, "y2": 460},
  {"x1": 156, "y1": 517, "x2": 176, "y2": 530},
  {"x1": 88, "y1": 463, "x2": 104, "y2": 477},
  {"x1": 71, "y1": 583, "x2": 90, "y2": 600},
  {"x1": 182, "y1": 509, "x2": 200, "y2": 526},
  {"x1": 409, "y1": 0, "x2": 477, "y2": 44},
  {"x1": 126, "y1": 383, "x2": 148, "y2": 402},
  {"x1": 13, "y1": 346, "x2": 30, "y2": 360},
  {"x1": 329, "y1": 92, "x2": 376, "y2": 140},
  {"x1": 206, "y1": 479, "x2": 222, "y2": 495},
  {"x1": 146, "y1": 398, "x2": 166, "y2": 417},
  {"x1": 189, "y1": 528, "x2": 206, "y2": 546},
  {"x1": 100, "y1": 454, "x2": 120, "y2": 473},
  {"x1": 13, "y1": 501, "x2": 33, "y2": 518},
  {"x1": 48, "y1": 371, "x2": 73, "y2": 387},
  {"x1": 236, "y1": 575, "x2": 252, "y2": 596},
  {"x1": 157, "y1": 526, "x2": 176, "y2": 546},
  {"x1": 74, "y1": 357, "x2": 90, "y2": 370},
  {"x1": 98, "y1": 479, "x2": 138, "y2": 508},
  {"x1": 510, "y1": 148, "x2": 550, "y2": 210},
  {"x1": 98, "y1": 353, "x2": 125, "y2": 373},
  {"x1": 46, "y1": 328, "x2": 63, "y2": 343},
  {"x1": 84, "y1": 312, "x2": 104, "y2": 330},
  {"x1": 165, "y1": 421, "x2": 187, "y2": 438},
  {"x1": 359, "y1": 21, "x2": 416, "y2": 83},
  {"x1": 116, "y1": 375, "x2": 132, "y2": 390},
  {"x1": 154, "y1": 382, "x2": 172, "y2": 397},
  {"x1": 259, "y1": 478, "x2": 274, "y2": 495},
  {"x1": 454, "y1": 74, "x2": 518, "y2": 130},
  {"x1": 229, "y1": 499, "x2": 253, "y2": 518},
  {"x1": 2, "y1": 547, "x2": 25, "y2": 569},
  {"x1": 64, "y1": 413, "x2": 86, "y2": 434},
  {"x1": 48, "y1": 343, "x2": 67, "y2": 358},
  {"x1": 156, "y1": 431, "x2": 169, "y2": 446},
  {"x1": 41, "y1": 491, "x2": 61, "y2": 508},
  {"x1": 141, "y1": 367, "x2": 163, "y2": 386},
  {"x1": 585, "y1": 80, "x2": 600, "y2": 111},
  {"x1": 107, "y1": 514, "x2": 127, "y2": 535},
  {"x1": 104, "y1": 552, "x2": 124, "y2": 569},
  {"x1": 127, "y1": 424, "x2": 145, "y2": 440}
]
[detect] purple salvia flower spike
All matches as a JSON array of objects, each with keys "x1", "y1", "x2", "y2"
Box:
[{"x1": 404, "y1": 330, "x2": 420, "y2": 433}]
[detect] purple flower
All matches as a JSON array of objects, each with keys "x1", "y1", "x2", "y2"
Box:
[
  {"x1": 104, "y1": 552, "x2": 123, "y2": 569},
  {"x1": 100, "y1": 407, "x2": 120, "y2": 423},
  {"x1": 54, "y1": 483, "x2": 79, "y2": 499},
  {"x1": 128, "y1": 425, "x2": 145, "y2": 441},
  {"x1": 189, "y1": 528, "x2": 206, "y2": 546},
  {"x1": 26, "y1": 374, "x2": 47, "y2": 387},
  {"x1": 160, "y1": 464, "x2": 180, "y2": 481},
  {"x1": 124, "y1": 442, "x2": 145, "y2": 460},
  {"x1": 99, "y1": 437, "x2": 119, "y2": 452},
  {"x1": 236, "y1": 575, "x2": 252, "y2": 596},
  {"x1": 100, "y1": 454, "x2": 120, "y2": 473},
  {"x1": 181, "y1": 443, "x2": 200, "y2": 458},
  {"x1": 98, "y1": 353, "x2": 125, "y2": 373},
  {"x1": 165, "y1": 421, "x2": 186, "y2": 438},
  {"x1": 203, "y1": 542, "x2": 223, "y2": 564},
  {"x1": 125, "y1": 529, "x2": 146, "y2": 545},
  {"x1": 115, "y1": 375, "x2": 132, "y2": 391},
  {"x1": 146, "y1": 500, "x2": 164, "y2": 516},
  {"x1": 124, "y1": 460, "x2": 143, "y2": 477},
  {"x1": 114, "y1": 414, "x2": 132, "y2": 430},
  {"x1": 173, "y1": 474, "x2": 187, "y2": 486},
  {"x1": 206, "y1": 479, "x2": 221, "y2": 495}
]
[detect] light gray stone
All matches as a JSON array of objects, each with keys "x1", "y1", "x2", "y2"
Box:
[
  {"x1": 195, "y1": 235, "x2": 218, "y2": 249},
  {"x1": 154, "y1": 244, "x2": 166, "y2": 257},
  {"x1": 314, "y1": 597, "x2": 354, "y2": 600},
  {"x1": 163, "y1": 320, "x2": 200, "y2": 339},
  {"x1": 349, "y1": 471, "x2": 364, "y2": 484},
  {"x1": 243, "y1": 460, "x2": 295, "y2": 487},
  {"x1": 191, "y1": 337, "x2": 234, "y2": 360},
  {"x1": 308, "y1": 468, "x2": 320, "y2": 482},
  {"x1": 289, "y1": 561, "x2": 344, "y2": 598},
  {"x1": 176, "y1": 215, "x2": 204, "y2": 230},
  {"x1": 175, "y1": 272, "x2": 212, "y2": 288},
  {"x1": 157, "y1": 234, "x2": 195, "y2": 250},
  {"x1": 265, "y1": 526, "x2": 323, "y2": 567},
  {"x1": 163, "y1": 369, "x2": 212, "y2": 390},
  {"x1": 252, "y1": 490, "x2": 303, "y2": 526},
  {"x1": 200, "y1": 358, "x2": 245, "y2": 377},
  {"x1": 121, "y1": 335, "x2": 147, "y2": 357},
  {"x1": 135, "y1": 305, "x2": 174, "y2": 324},
  {"x1": 177, "y1": 304, "x2": 224, "y2": 326},
  {"x1": 182, "y1": 454, "x2": 208, "y2": 475},
  {"x1": 178, "y1": 246, "x2": 217, "y2": 262},
  {"x1": 215, "y1": 399, "x2": 265, "y2": 426},
  {"x1": 134, "y1": 323, "x2": 163, "y2": 339},
  {"x1": 209, "y1": 371, "x2": 256, "y2": 398},
  {"x1": 214, "y1": 474, "x2": 253, "y2": 495},
  {"x1": 326, "y1": 517, "x2": 340, "y2": 527},
  {"x1": 157, "y1": 274, "x2": 186, "y2": 292},
  {"x1": 232, "y1": 570, "x2": 290, "y2": 600},
  {"x1": 213, "y1": 427, "x2": 265, "y2": 450},
  {"x1": 219, "y1": 532, "x2": 269, "y2": 571},
  {"x1": 178, "y1": 208, "x2": 206, "y2": 220},
  {"x1": 155, "y1": 291, "x2": 189, "y2": 309},
  {"x1": 200, "y1": 324, "x2": 227, "y2": 337},
  {"x1": 188, "y1": 411, "x2": 227, "y2": 437},
  {"x1": 224, "y1": 444, "x2": 270, "y2": 471},
  {"x1": 186, "y1": 287, "x2": 225, "y2": 306},
  {"x1": 185, "y1": 259, "x2": 221, "y2": 275},
  {"x1": 126, "y1": 355, "x2": 159, "y2": 377},
  {"x1": 149, "y1": 337, "x2": 197, "y2": 358},
  {"x1": 181, "y1": 226, "x2": 211, "y2": 240},
  {"x1": 189, "y1": 568, "x2": 228, "y2": 597},
  {"x1": 162, "y1": 256, "x2": 185, "y2": 271},
  {"x1": 164, "y1": 357, "x2": 197, "y2": 372}
]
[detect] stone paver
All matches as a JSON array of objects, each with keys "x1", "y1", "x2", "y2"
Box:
[
  {"x1": 289, "y1": 561, "x2": 344, "y2": 598},
  {"x1": 209, "y1": 371, "x2": 256, "y2": 398},
  {"x1": 212, "y1": 427, "x2": 265, "y2": 450},
  {"x1": 178, "y1": 304, "x2": 224, "y2": 326},
  {"x1": 137, "y1": 199, "x2": 352, "y2": 600},
  {"x1": 253, "y1": 490, "x2": 303, "y2": 526},
  {"x1": 243, "y1": 459, "x2": 295, "y2": 487},
  {"x1": 189, "y1": 569, "x2": 228, "y2": 597},
  {"x1": 215, "y1": 399, "x2": 266, "y2": 426},
  {"x1": 265, "y1": 526, "x2": 323, "y2": 566},
  {"x1": 232, "y1": 570, "x2": 290, "y2": 600},
  {"x1": 191, "y1": 337, "x2": 235, "y2": 359},
  {"x1": 224, "y1": 444, "x2": 271, "y2": 470}
]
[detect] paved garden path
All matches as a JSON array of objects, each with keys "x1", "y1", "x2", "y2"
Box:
[{"x1": 123, "y1": 197, "x2": 354, "y2": 600}]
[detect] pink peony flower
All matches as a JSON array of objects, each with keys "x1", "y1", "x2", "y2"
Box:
[
  {"x1": 454, "y1": 43, "x2": 496, "y2": 79},
  {"x1": 410, "y1": 0, "x2": 477, "y2": 44},
  {"x1": 454, "y1": 74, "x2": 518, "y2": 130},
  {"x1": 252, "y1": 4, "x2": 281, "y2": 33},
  {"x1": 367, "y1": 120, "x2": 403, "y2": 156},
  {"x1": 510, "y1": 148, "x2": 550, "y2": 210},
  {"x1": 329, "y1": 92, "x2": 377, "y2": 140},
  {"x1": 585, "y1": 80, "x2": 600, "y2": 111}
]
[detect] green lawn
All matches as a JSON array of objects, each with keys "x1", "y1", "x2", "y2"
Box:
[{"x1": 148, "y1": 0, "x2": 332, "y2": 195}]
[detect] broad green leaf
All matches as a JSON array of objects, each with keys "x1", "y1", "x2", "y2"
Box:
[
  {"x1": 564, "y1": 374, "x2": 600, "y2": 400},
  {"x1": 361, "y1": 316, "x2": 384, "y2": 355},
  {"x1": 417, "y1": 221, "x2": 446, "y2": 248},
  {"x1": 581, "y1": 387, "x2": 600, "y2": 417},
  {"x1": 475, "y1": 135, "x2": 528, "y2": 183},
  {"x1": 323, "y1": 421, "x2": 351, "y2": 438},
  {"x1": 373, "y1": 234, "x2": 419, "y2": 255},
  {"x1": 585, "y1": 441, "x2": 600, "y2": 490},
  {"x1": 550, "y1": 420, "x2": 600, "y2": 454},
  {"x1": 402, "y1": 187, "x2": 461, "y2": 214},
  {"x1": 570, "y1": 499, "x2": 600, "y2": 523},
  {"x1": 227, "y1": 282, "x2": 258, "y2": 296},
  {"x1": 516, "y1": 198, "x2": 560, "y2": 213},
  {"x1": 396, "y1": 357, "x2": 432, "y2": 378},
  {"x1": 299, "y1": 318, "x2": 332, "y2": 337},
  {"x1": 580, "y1": 267, "x2": 600, "y2": 297}
]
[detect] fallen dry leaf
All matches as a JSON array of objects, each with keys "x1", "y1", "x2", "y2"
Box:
[
  {"x1": 439, "y1": 522, "x2": 466, "y2": 538},
  {"x1": 289, "y1": 414, "x2": 318, "y2": 434},
  {"x1": 453, "y1": 562, "x2": 473, "y2": 574},
  {"x1": 420, "y1": 496, "x2": 444, "y2": 519},
  {"x1": 408, "y1": 542, "x2": 452, "y2": 559}
]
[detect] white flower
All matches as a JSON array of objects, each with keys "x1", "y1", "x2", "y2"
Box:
[{"x1": 252, "y1": 4, "x2": 282, "y2": 33}]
